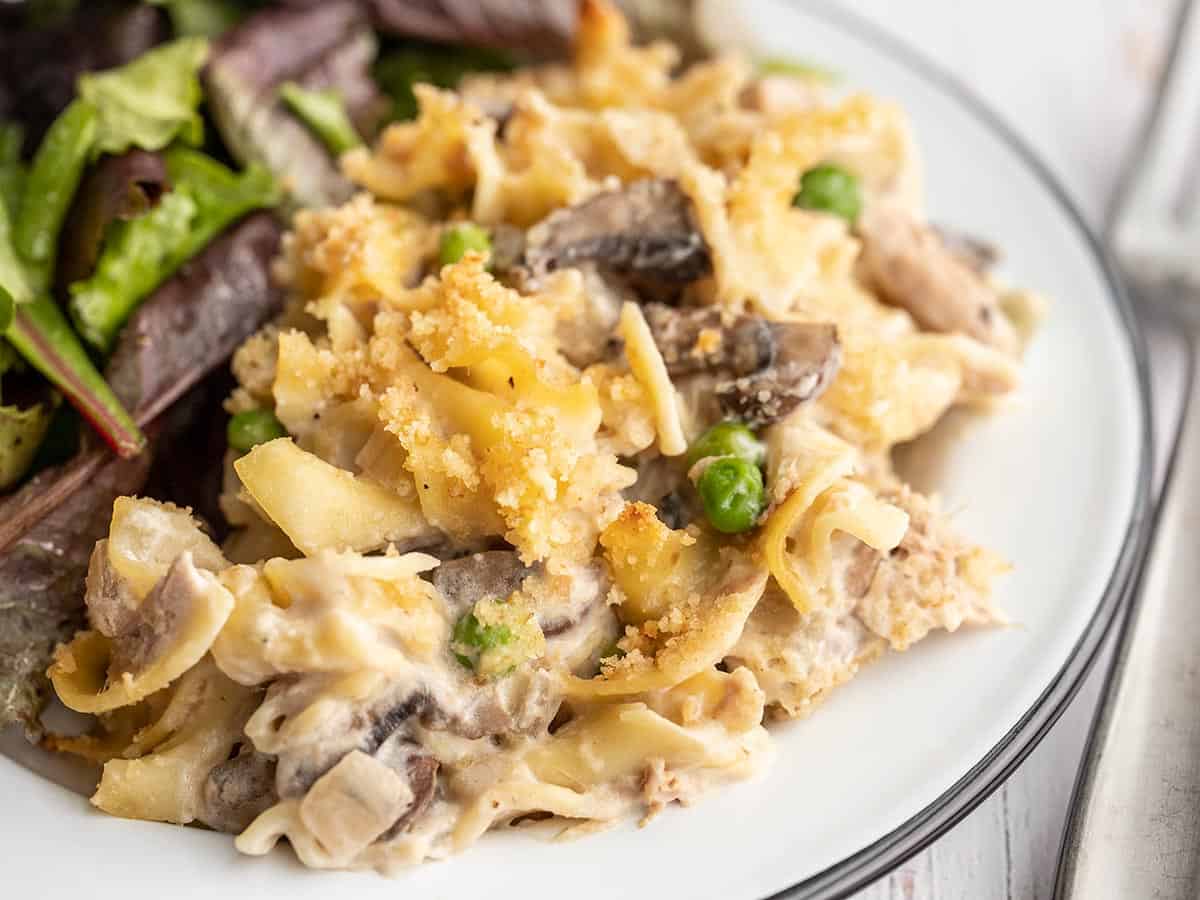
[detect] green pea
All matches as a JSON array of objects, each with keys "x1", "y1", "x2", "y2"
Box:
[
  {"x1": 451, "y1": 611, "x2": 513, "y2": 670},
  {"x1": 439, "y1": 223, "x2": 492, "y2": 267},
  {"x1": 227, "y1": 409, "x2": 286, "y2": 453},
  {"x1": 696, "y1": 457, "x2": 766, "y2": 534},
  {"x1": 687, "y1": 420, "x2": 765, "y2": 468},
  {"x1": 793, "y1": 162, "x2": 861, "y2": 224}
]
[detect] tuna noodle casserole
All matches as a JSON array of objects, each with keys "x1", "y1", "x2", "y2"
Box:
[{"x1": 48, "y1": 1, "x2": 1039, "y2": 873}]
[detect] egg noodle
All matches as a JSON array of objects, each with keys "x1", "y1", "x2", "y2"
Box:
[{"x1": 48, "y1": 1, "x2": 1039, "y2": 873}]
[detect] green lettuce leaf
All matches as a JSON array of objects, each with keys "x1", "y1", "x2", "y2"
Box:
[
  {"x1": 70, "y1": 148, "x2": 277, "y2": 351},
  {"x1": 0, "y1": 196, "x2": 33, "y2": 334},
  {"x1": 0, "y1": 123, "x2": 26, "y2": 224},
  {"x1": 0, "y1": 341, "x2": 58, "y2": 491},
  {"x1": 148, "y1": 0, "x2": 244, "y2": 38},
  {"x1": 0, "y1": 393, "x2": 57, "y2": 491},
  {"x1": 77, "y1": 37, "x2": 210, "y2": 157},
  {"x1": 279, "y1": 82, "x2": 363, "y2": 156},
  {"x1": 162, "y1": 146, "x2": 279, "y2": 259}
]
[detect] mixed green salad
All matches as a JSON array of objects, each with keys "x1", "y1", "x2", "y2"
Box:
[{"x1": 0, "y1": 0, "x2": 520, "y2": 496}]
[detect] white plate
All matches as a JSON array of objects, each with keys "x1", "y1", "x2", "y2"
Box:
[{"x1": 0, "y1": 3, "x2": 1150, "y2": 898}]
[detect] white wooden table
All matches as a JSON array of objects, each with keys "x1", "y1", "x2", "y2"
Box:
[{"x1": 841, "y1": 1, "x2": 1171, "y2": 896}]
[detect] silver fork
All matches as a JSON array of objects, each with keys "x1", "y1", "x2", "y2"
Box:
[{"x1": 1055, "y1": 0, "x2": 1200, "y2": 895}]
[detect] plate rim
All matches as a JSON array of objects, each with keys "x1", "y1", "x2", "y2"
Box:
[
  {"x1": 0, "y1": 6, "x2": 1153, "y2": 897},
  {"x1": 765, "y1": 3, "x2": 1155, "y2": 898}
]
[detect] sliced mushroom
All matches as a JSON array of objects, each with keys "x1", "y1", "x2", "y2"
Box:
[
  {"x1": 529, "y1": 560, "x2": 610, "y2": 637},
  {"x1": 429, "y1": 551, "x2": 531, "y2": 620},
  {"x1": 82, "y1": 541, "x2": 139, "y2": 638},
  {"x1": 429, "y1": 552, "x2": 615, "y2": 668},
  {"x1": 488, "y1": 223, "x2": 527, "y2": 274},
  {"x1": 858, "y1": 205, "x2": 1018, "y2": 353},
  {"x1": 458, "y1": 667, "x2": 561, "y2": 738},
  {"x1": 273, "y1": 687, "x2": 441, "y2": 824},
  {"x1": 624, "y1": 454, "x2": 701, "y2": 530},
  {"x1": 107, "y1": 553, "x2": 224, "y2": 677},
  {"x1": 524, "y1": 179, "x2": 712, "y2": 285},
  {"x1": 643, "y1": 303, "x2": 774, "y2": 378},
  {"x1": 370, "y1": 716, "x2": 439, "y2": 839},
  {"x1": 200, "y1": 747, "x2": 278, "y2": 834},
  {"x1": 644, "y1": 304, "x2": 841, "y2": 427},
  {"x1": 376, "y1": 752, "x2": 439, "y2": 840},
  {"x1": 526, "y1": 561, "x2": 621, "y2": 676},
  {"x1": 274, "y1": 665, "x2": 559, "y2": 804}
]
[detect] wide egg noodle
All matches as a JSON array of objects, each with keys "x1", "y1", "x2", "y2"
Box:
[
  {"x1": 51, "y1": 554, "x2": 235, "y2": 715},
  {"x1": 90, "y1": 658, "x2": 259, "y2": 824},
  {"x1": 566, "y1": 504, "x2": 768, "y2": 698},
  {"x1": 618, "y1": 302, "x2": 688, "y2": 457},
  {"x1": 211, "y1": 552, "x2": 443, "y2": 685}
]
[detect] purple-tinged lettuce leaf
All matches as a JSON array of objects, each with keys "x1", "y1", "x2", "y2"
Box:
[
  {"x1": 204, "y1": 0, "x2": 376, "y2": 210},
  {"x1": 56, "y1": 149, "x2": 170, "y2": 289}
]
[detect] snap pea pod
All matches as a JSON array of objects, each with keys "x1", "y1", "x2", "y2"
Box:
[{"x1": 13, "y1": 100, "x2": 97, "y2": 280}]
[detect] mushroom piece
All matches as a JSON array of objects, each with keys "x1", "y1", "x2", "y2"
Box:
[
  {"x1": 272, "y1": 688, "x2": 442, "y2": 841},
  {"x1": 858, "y1": 205, "x2": 1018, "y2": 354},
  {"x1": 82, "y1": 541, "x2": 139, "y2": 639},
  {"x1": 107, "y1": 553, "x2": 226, "y2": 677},
  {"x1": 624, "y1": 455, "x2": 702, "y2": 530},
  {"x1": 200, "y1": 747, "x2": 278, "y2": 834},
  {"x1": 429, "y1": 551, "x2": 531, "y2": 621},
  {"x1": 643, "y1": 304, "x2": 841, "y2": 427},
  {"x1": 430, "y1": 552, "x2": 617, "y2": 670},
  {"x1": 274, "y1": 667, "x2": 559, "y2": 801},
  {"x1": 376, "y1": 753, "x2": 439, "y2": 840},
  {"x1": 274, "y1": 688, "x2": 439, "y2": 802},
  {"x1": 524, "y1": 179, "x2": 712, "y2": 286}
]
